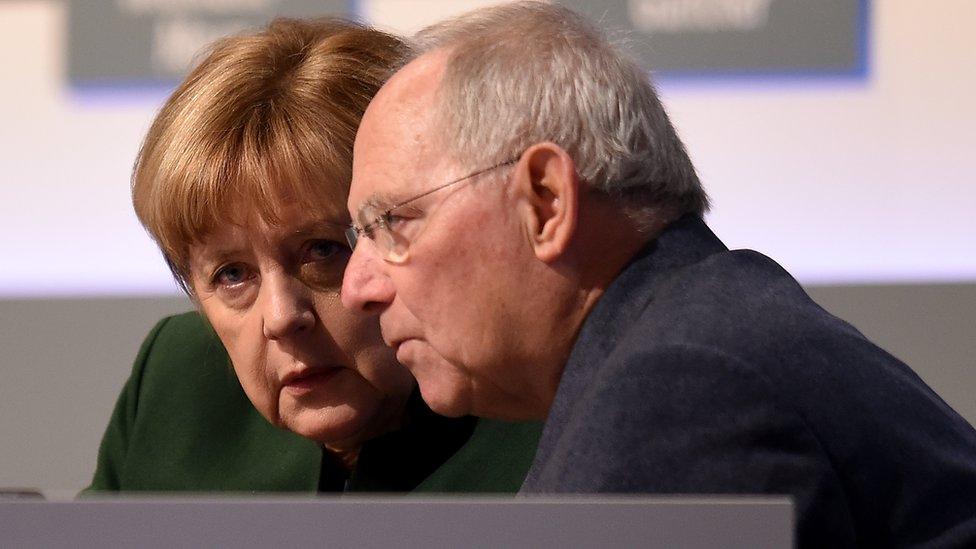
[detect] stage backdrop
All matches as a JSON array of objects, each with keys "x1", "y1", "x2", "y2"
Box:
[{"x1": 0, "y1": 0, "x2": 973, "y2": 492}]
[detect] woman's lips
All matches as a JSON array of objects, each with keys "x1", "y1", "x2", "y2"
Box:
[{"x1": 282, "y1": 367, "x2": 342, "y2": 395}]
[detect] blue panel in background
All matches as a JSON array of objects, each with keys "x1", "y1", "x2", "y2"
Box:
[
  {"x1": 68, "y1": 1, "x2": 870, "y2": 97},
  {"x1": 558, "y1": 0, "x2": 869, "y2": 83},
  {"x1": 67, "y1": 0, "x2": 356, "y2": 93}
]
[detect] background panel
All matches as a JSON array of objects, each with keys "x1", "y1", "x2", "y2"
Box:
[{"x1": 0, "y1": 0, "x2": 973, "y2": 492}]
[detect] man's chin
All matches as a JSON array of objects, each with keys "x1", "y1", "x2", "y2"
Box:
[
  {"x1": 397, "y1": 340, "x2": 473, "y2": 417},
  {"x1": 416, "y1": 381, "x2": 470, "y2": 418}
]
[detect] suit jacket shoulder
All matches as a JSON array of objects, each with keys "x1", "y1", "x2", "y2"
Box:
[{"x1": 523, "y1": 216, "x2": 976, "y2": 547}]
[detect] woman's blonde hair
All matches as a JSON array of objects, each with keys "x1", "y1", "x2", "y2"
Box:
[{"x1": 132, "y1": 18, "x2": 408, "y2": 292}]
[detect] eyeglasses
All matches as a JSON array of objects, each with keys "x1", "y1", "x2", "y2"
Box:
[{"x1": 346, "y1": 158, "x2": 516, "y2": 263}]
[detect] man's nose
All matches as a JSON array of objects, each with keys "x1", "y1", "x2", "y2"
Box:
[
  {"x1": 341, "y1": 242, "x2": 395, "y2": 315},
  {"x1": 261, "y1": 274, "x2": 315, "y2": 340}
]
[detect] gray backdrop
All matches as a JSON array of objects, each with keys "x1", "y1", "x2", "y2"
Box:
[{"x1": 1, "y1": 282, "x2": 974, "y2": 491}]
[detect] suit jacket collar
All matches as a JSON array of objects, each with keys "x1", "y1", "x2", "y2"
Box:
[{"x1": 540, "y1": 215, "x2": 728, "y2": 436}]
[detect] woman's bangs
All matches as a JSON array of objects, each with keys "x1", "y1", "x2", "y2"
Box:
[{"x1": 235, "y1": 109, "x2": 351, "y2": 227}]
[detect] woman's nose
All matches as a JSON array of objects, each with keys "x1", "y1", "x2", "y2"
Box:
[
  {"x1": 341, "y1": 242, "x2": 395, "y2": 315},
  {"x1": 261, "y1": 275, "x2": 315, "y2": 340}
]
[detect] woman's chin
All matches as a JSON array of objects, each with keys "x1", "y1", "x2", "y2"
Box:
[{"x1": 281, "y1": 402, "x2": 378, "y2": 448}]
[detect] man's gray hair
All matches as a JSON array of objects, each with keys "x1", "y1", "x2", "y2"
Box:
[{"x1": 412, "y1": 1, "x2": 709, "y2": 226}]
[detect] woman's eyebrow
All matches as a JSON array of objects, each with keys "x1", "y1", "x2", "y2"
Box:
[
  {"x1": 288, "y1": 217, "x2": 350, "y2": 237},
  {"x1": 190, "y1": 247, "x2": 239, "y2": 275}
]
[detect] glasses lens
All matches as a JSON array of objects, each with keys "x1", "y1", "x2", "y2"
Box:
[
  {"x1": 386, "y1": 232, "x2": 410, "y2": 263},
  {"x1": 371, "y1": 227, "x2": 406, "y2": 263},
  {"x1": 344, "y1": 226, "x2": 359, "y2": 250}
]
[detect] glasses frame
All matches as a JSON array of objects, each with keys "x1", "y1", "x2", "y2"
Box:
[{"x1": 345, "y1": 158, "x2": 517, "y2": 262}]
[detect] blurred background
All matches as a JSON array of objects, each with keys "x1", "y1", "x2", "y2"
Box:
[{"x1": 1, "y1": 0, "x2": 973, "y2": 491}]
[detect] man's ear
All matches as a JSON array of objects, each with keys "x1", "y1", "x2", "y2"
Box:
[{"x1": 514, "y1": 142, "x2": 579, "y2": 263}]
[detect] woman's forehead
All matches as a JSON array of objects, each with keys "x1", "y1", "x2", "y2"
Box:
[
  {"x1": 217, "y1": 198, "x2": 349, "y2": 236},
  {"x1": 172, "y1": 171, "x2": 351, "y2": 269},
  {"x1": 224, "y1": 178, "x2": 350, "y2": 221},
  {"x1": 188, "y1": 207, "x2": 348, "y2": 265}
]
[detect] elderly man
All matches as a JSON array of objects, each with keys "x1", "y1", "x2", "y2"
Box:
[{"x1": 342, "y1": 1, "x2": 976, "y2": 546}]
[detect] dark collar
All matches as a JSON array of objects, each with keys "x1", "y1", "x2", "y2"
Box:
[
  {"x1": 543, "y1": 215, "x2": 728, "y2": 424},
  {"x1": 319, "y1": 390, "x2": 476, "y2": 492}
]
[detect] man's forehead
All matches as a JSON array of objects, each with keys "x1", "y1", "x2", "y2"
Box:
[
  {"x1": 351, "y1": 113, "x2": 429, "y2": 213},
  {"x1": 382, "y1": 48, "x2": 451, "y2": 104},
  {"x1": 350, "y1": 51, "x2": 450, "y2": 213}
]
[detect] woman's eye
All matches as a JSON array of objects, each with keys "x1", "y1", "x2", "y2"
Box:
[
  {"x1": 307, "y1": 239, "x2": 349, "y2": 262},
  {"x1": 300, "y1": 240, "x2": 348, "y2": 291},
  {"x1": 213, "y1": 263, "x2": 252, "y2": 287}
]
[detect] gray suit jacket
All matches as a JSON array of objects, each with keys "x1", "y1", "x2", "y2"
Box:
[{"x1": 522, "y1": 216, "x2": 976, "y2": 548}]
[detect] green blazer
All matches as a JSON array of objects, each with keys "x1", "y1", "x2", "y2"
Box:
[{"x1": 86, "y1": 312, "x2": 541, "y2": 493}]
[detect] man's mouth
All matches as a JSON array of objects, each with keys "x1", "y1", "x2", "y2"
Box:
[
  {"x1": 383, "y1": 333, "x2": 415, "y2": 351},
  {"x1": 392, "y1": 338, "x2": 420, "y2": 365}
]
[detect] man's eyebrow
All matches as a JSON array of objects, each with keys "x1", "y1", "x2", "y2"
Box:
[{"x1": 361, "y1": 191, "x2": 400, "y2": 212}]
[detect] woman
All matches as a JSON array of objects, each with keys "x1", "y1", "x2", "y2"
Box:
[{"x1": 89, "y1": 17, "x2": 518, "y2": 492}]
